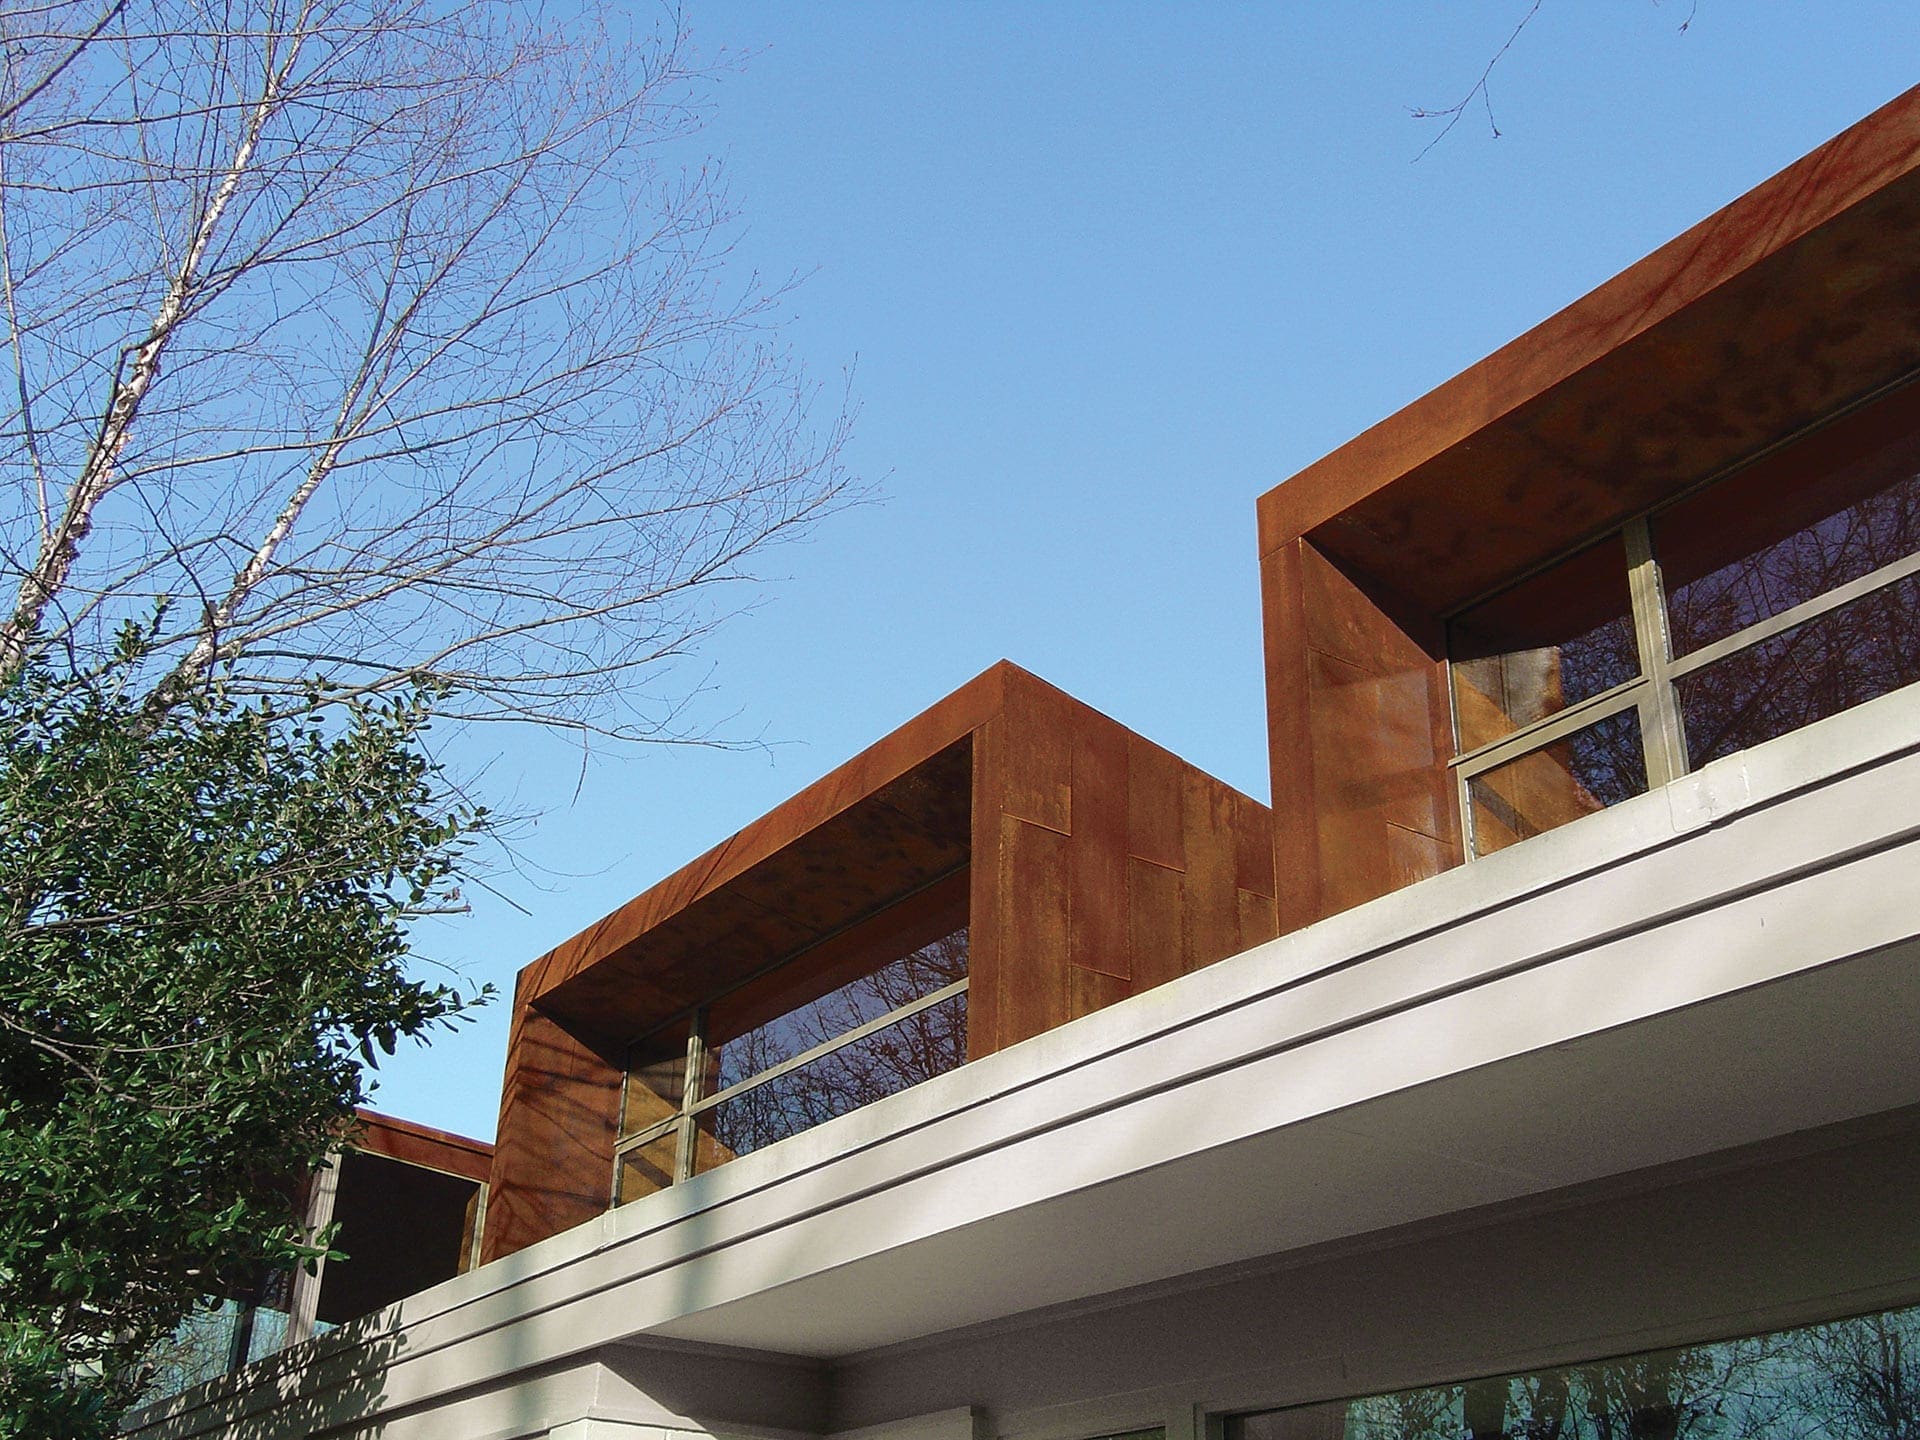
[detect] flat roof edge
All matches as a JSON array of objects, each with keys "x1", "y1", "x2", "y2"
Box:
[
  {"x1": 1256, "y1": 82, "x2": 1920, "y2": 557},
  {"x1": 517, "y1": 661, "x2": 1015, "y2": 1007}
]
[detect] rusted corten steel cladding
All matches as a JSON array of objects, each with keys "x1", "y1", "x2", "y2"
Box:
[
  {"x1": 351, "y1": 1109, "x2": 493, "y2": 1185},
  {"x1": 1258, "y1": 82, "x2": 1920, "y2": 933},
  {"x1": 483, "y1": 661, "x2": 1277, "y2": 1263}
]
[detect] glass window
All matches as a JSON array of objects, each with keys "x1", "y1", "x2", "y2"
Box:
[
  {"x1": 709, "y1": 933, "x2": 969, "y2": 1094},
  {"x1": 1226, "y1": 1299, "x2": 1920, "y2": 1440},
  {"x1": 621, "y1": 1023, "x2": 688, "y2": 1139},
  {"x1": 696, "y1": 990, "x2": 968, "y2": 1168},
  {"x1": 1450, "y1": 533, "x2": 1640, "y2": 754},
  {"x1": 615, "y1": 1128, "x2": 678, "y2": 1204},
  {"x1": 1676, "y1": 568, "x2": 1920, "y2": 770},
  {"x1": 1659, "y1": 400, "x2": 1920, "y2": 656},
  {"x1": 132, "y1": 1273, "x2": 292, "y2": 1407},
  {"x1": 1450, "y1": 382, "x2": 1920, "y2": 858},
  {"x1": 612, "y1": 890, "x2": 971, "y2": 1202},
  {"x1": 1466, "y1": 709, "x2": 1648, "y2": 857}
]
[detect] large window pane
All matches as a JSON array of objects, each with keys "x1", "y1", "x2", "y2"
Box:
[
  {"x1": 136, "y1": 1299, "x2": 250, "y2": 1405},
  {"x1": 1659, "y1": 391, "x2": 1920, "y2": 656},
  {"x1": 135, "y1": 1273, "x2": 293, "y2": 1406},
  {"x1": 1467, "y1": 709, "x2": 1648, "y2": 856},
  {"x1": 1450, "y1": 534, "x2": 1640, "y2": 754},
  {"x1": 708, "y1": 927, "x2": 969, "y2": 1095},
  {"x1": 1676, "y1": 568, "x2": 1920, "y2": 770},
  {"x1": 615, "y1": 1128, "x2": 678, "y2": 1206},
  {"x1": 621, "y1": 1022, "x2": 688, "y2": 1138},
  {"x1": 1226, "y1": 1300, "x2": 1920, "y2": 1440},
  {"x1": 696, "y1": 992, "x2": 968, "y2": 1168}
]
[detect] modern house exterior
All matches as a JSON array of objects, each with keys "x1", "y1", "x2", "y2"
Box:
[{"x1": 129, "y1": 87, "x2": 1920, "y2": 1440}]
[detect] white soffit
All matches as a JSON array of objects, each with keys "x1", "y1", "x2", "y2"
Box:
[{"x1": 621, "y1": 699, "x2": 1920, "y2": 1356}]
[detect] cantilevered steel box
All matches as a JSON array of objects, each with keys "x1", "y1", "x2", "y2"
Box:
[
  {"x1": 1257, "y1": 86, "x2": 1920, "y2": 934},
  {"x1": 483, "y1": 660, "x2": 1276, "y2": 1261}
]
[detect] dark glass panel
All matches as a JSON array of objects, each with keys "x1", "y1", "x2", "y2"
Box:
[
  {"x1": 136, "y1": 1299, "x2": 253, "y2": 1405},
  {"x1": 1660, "y1": 388, "x2": 1920, "y2": 656},
  {"x1": 615, "y1": 1128, "x2": 679, "y2": 1205},
  {"x1": 709, "y1": 927, "x2": 969, "y2": 1095},
  {"x1": 1226, "y1": 1301, "x2": 1920, "y2": 1440},
  {"x1": 1676, "y1": 568, "x2": 1920, "y2": 769},
  {"x1": 1468, "y1": 708, "x2": 1648, "y2": 857},
  {"x1": 1450, "y1": 533, "x2": 1640, "y2": 753},
  {"x1": 695, "y1": 992, "x2": 968, "y2": 1167},
  {"x1": 621, "y1": 1022, "x2": 688, "y2": 1138}
]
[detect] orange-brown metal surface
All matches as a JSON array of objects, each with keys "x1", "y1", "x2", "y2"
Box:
[
  {"x1": 520, "y1": 668, "x2": 1008, "y2": 1020},
  {"x1": 1263, "y1": 540, "x2": 1457, "y2": 935},
  {"x1": 481, "y1": 982, "x2": 624, "y2": 1263},
  {"x1": 968, "y1": 667, "x2": 1277, "y2": 1055},
  {"x1": 483, "y1": 661, "x2": 1275, "y2": 1260},
  {"x1": 1257, "y1": 83, "x2": 1920, "y2": 616},
  {"x1": 1258, "y1": 84, "x2": 1920, "y2": 937},
  {"x1": 349, "y1": 1109, "x2": 493, "y2": 1185}
]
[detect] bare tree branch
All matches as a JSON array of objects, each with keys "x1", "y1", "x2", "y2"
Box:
[
  {"x1": 1410, "y1": 0, "x2": 1543, "y2": 160},
  {"x1": 0, "y1": 0, "x2": 851, "y2": 739}
]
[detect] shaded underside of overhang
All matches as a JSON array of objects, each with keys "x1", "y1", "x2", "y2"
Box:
[
  {"x1": 534, "y1": 736, "x2": 973, "y2": 1037},
  {"x1": 650, "y1": 934, "x2": 1920, "y2": 1358}
]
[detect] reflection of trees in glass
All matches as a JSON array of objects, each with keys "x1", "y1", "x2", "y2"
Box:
[
  {"x1": 1348, "y1": 1378, "x2": 1462, "y2": 1440},
  {"x1": 133, "y1": 1288, "x2": 291, "y2": 1409},
  {"x1": 1575, "y1": 1346, "x2": 1744, "y2": 1440},
  {"x1": 1468, "y1": 709, "x2": 1646, "y2": 854},
  {"x1": 1777, "y1": 1308, "x2": 1920, "y2": 1440},
  {"x1": 1666, "y1": 469, "x2": 1920, "y2": 656},
  {"x1": 1677, "y1": 571, "x2": 1920, "y2": 769},
  {"x1": 713, "y1": 928, "x2": 969, "y2": 1089},
  {"x1": 1510, "y1": 1372, "x2": 1575, "y2": 1440},
  {"x1": 709, "y1": 930, "x2": 969, "y2": 1158},
  {"x1": 1562, "y1": 708, "x2": 1647, "y2": 810},
  {"x1": 1248, "y1": 1306, "x2": 1920, "y2": 1440},
  {"x1": 1666, "y1": 461, "x2": 1920, "y2": 767},
  {"x1": 135, "y1": 1301, "x2": 245, "y2": 1407},
  {"x1": 1450, "y1": 547, "x2": 1639, "y2": 752},
  {"x1": 1557, "y1": 615, "x2": 1641, "y2": 714}
]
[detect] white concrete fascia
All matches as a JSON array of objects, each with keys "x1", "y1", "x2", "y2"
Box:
[{"x1": 127, "y1": 683, "x2": 1920, "y2": 1438}]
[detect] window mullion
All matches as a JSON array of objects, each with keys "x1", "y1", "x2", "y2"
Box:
[
  {"x1": 1624, "y1": 517, "x2": 1687, "y2": 787},
  {"x1": 1453, "y1": 682, "x2": 1646, "y2": 779},
  {"x1": 1456, "y1": 762, "x2": 1475, "y2": 860},
  {"x1": 612, "y1": 1116, "x2": 680, "y2": 1157},
  {"x1": 675, "y1": 1017, "x2": 707, "y2": 1184}
]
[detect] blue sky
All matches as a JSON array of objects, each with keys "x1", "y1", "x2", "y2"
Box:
[{"x1": 378, "y1": 3, "x2": 1920, "y2": 1138}]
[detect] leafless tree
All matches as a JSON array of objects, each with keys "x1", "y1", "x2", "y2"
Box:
[{"x1": 0, "y1": 0, "x2": 849, "y2": 737}]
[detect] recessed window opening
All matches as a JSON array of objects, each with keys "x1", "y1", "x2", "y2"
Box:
[
  {"x1": 1447, "y1": 381, "x2": 1920, "y2": 857},
  {"x1": 612, "y1": 868, "x2": 970, "y2": 1204}
]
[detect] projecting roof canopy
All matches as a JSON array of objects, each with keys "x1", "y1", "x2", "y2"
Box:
[{"x1": 1259, "y1": 85, "x2": 1920, "y2": 615}]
